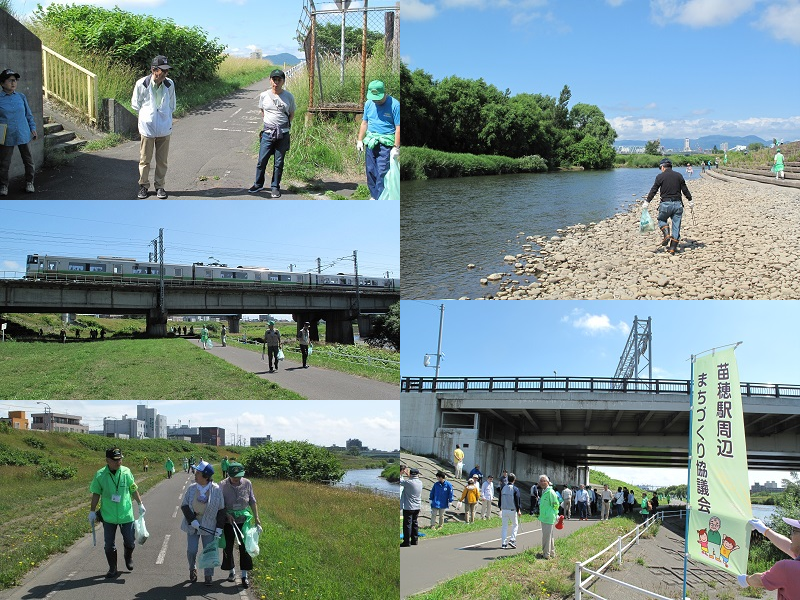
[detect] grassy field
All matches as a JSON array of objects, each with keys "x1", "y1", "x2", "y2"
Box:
[
  {"x1": 0, "y1": 338, "x2": 303, "y2": 399},
  {"x1": 0, "y1": 428, "x2": 397, "y2": 598}
]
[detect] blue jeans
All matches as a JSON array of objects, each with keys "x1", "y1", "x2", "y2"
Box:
[
  {"x1": 254, "y1": 131, "x2": 290, "y2": 190},
  {"x1": 187, "y1": 532, "x2": 216, "y2": 577},
  {"x1": 103, "y1": 521, "x2": 135, "y2": 551},
  {"x1": 657, "y1": 200, "x2": 684, "y2": 240},
  {"x1": 365, "y1": 143, "x2": 391, "y2": 199}
]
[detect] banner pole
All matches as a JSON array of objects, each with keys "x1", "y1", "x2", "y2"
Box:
[{"x1": 683, "y1": 354, "x2": 695, "y2": 600}]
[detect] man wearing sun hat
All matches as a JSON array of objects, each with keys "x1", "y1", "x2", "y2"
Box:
[
  {"x1": 739, "y1": 516, "x2": 800, "y2": 597},
  {"x1": 262, "y1": 320, "x2": 282, "y2": 372},
  {"x1": 131, "y1": 55, "x2": 176, "y2": 199},
  {"x1": 356, "y1": 79, "x2": 400, "y2": 200},
  {"x1": 89, "y1": 448, "x2": 145, "y2": 578},
  {"x1": 219, "y1": 462, "x2": 262, "y2": 588}
]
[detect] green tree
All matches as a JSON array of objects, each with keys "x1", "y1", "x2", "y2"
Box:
[
  {"x1": 364, "y1": 302, "x2": 399, "y2": 350},
  {"x1": 747, "y1": 142, "x2": 764, "y2": 152},
  {"x1": 313, "y1": 23, "x2": 384, "y2": 58},
  {"x1": 400, "y1": 64, "x2": 436, "y2": 149},
  {"x1": 568, "y1": 134, "x2": 616, "y2": 169},
  {"x1": 569, "y1": 103, "x2": 617, "y2": 146},
  {"x1": 243, "y1": 440, "x2": 345, "y2": 483},
  {"x1": 645, "y1": 139, "x2": 662, "y2": 155}
]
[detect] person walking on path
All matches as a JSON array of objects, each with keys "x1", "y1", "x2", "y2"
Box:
[
  {"x1": 740, "y1": 517, "x2": 800, "y2": 597},
  {"x1": 89, "y1": 447, "x2": 145, "y2": 578},
  {"x1": 221, "y1": 456, "x2": 229, "y2": 479},
  {"x1": 643, "y1": 158, "x2": 693, "y2": 255},
  {"x1": 429, "y1": 471, "x2": 454, "y2": 529},
  {"x1": 248, "y1": 69, "x2": 295, "y2": 198},
  {"x1": 640, "y1": 492, "x2": 651, "y2": 518},
  {"x1": 219, "y1": 462, "x2": 261, "y2": 589},
  {"x1": 356, "y1": 80, "x2": 400, "y2": 200},
  {"x1": 480, "y1": 474, "x2": 494, "y2": 520},
  {"x1": 453, "y1": 444, "x2": 464, "y2": 480},
  {"x1": 297, "y1": 322, "x2": 311, "y2": 368},
  {"x1": 774, "y1": 148, "x2": 786, "y2": 180},
  {"x1": 538, "y1": 474, "x2": 560, "y2": 559},
  {"x1": 262, "y1": 321, "x2": 282, "y2": 372},
  {"x1": 183, "y1": 457, "x2": 189, "y2": 473},
  {"x1": 499, "y1": 473, "x2": 521, "y2": 549},
  {"x1": 400, "y1": 466, "x2": 423, "y2": 548},
  {"x1": 131, "y1": 55, "x2": 176, "y2": 199},
  {"x1": 165, "y1": 457, "x2": 174, "y2": 479},
  {"x1": 459, "y1": 478, "x2": 481, "y2": 524},
  {"x1": 561, "y1": 484, "x2": 573, "y2": 520},
  {"x1": 200, "y1": 325, "x2": 210, "y2": 350},
  {"x1": 143, "y1": 457, "x2": 149, "y2": 472},
  {"x1": 221, "y1": 325, "x2": 227, "y2": 347},
  {"x1": 0, "y1": 69, "x2": 37, "y2": 196},
  {"x1": 180, "y1": 460, "x2": 225, "y2": 586}
]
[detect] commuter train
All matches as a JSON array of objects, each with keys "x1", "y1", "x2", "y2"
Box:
[{"x1": 25, "y1": 254, "x2": 399, "y2": 289}]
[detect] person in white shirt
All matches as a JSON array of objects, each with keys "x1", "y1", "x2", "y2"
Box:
[
  {"x1": 601, "y1": 484, "x2": 613, "y2": 520},
  {"x1": 480, "y1": 475, "x2": 494, "y2": 520}
]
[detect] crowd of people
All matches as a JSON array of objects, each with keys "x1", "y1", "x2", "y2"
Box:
[{"x1": 89, "y1": 448, "x2": 261, "y2": 588}]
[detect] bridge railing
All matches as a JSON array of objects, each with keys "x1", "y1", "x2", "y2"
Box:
[
  {"x1": 42, "y1": 45, "x2": 99, "y2": 124},
  {"x1": 401, "y1": 376, "x2": 800, "y2": 399}
]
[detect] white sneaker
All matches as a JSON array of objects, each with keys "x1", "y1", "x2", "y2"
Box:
[
  {"x1": 25, "y1": 182, "x2": 35, "y2": 193},
  {"x1": 0, "y1": 184, "x2": 7, "y2": 196}
]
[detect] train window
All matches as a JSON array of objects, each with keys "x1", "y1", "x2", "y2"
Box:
[
  {"x1": 69, "y1": 263, "x2": 87, "y2": 271},
  {"x1": 174, "y1": 268, "x2": 183, "y2": 277},
  {"x1": 204, "y1": 269, "x2": 212, "y2": 279},
  {"x1": 26, "y1": 255, "x2": 39, "y2": 264},
  {"x1": 255, "y1": 272, "x2": 262, "y2": 281},
  {"x1": 113, "y1": 264, "x2": 123, "y2": 274},
  {"x1": 268, "y1": 275, "x2": 279, "y2": 281},
  {"x1": 89, "y1": 264, "x2": 107, "y2": 272},
  {"x1": 221, "y1": 272, "x2": 234, "y2": 279},
  {"x1": 47, "y1": 262, "x2": 57, "y2": 270}
]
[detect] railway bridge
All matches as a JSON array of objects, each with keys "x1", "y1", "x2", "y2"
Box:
[
  {"x1": 0, "y1": 278, "x2": 399, "y2": 341},
  {"x1": 401, "y1": 376, "x2": 800, "y2": 485}
]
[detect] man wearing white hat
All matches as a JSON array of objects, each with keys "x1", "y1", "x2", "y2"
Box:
[{"x1": 740, "y1": 516, "x2": 800, "y2": 598}]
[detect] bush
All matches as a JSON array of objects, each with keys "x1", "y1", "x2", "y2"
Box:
[
  {"x1": 0, "y1": 442, "x2": 42, "y2": 466},
  {"x1": 401, "y1": 146, "x2": 547, "y2": 180},
  {"x1": 37, "y1": 460, "x2": 78, "y2": 480},
  {"x1": 243, "y1": 441, "x2": 345, "y2": 483},
  {"x1": 32, "y1": 4, "x2": 226, "y2": 83},
  {"x1": 22, "y1": 436, "x2": 45, "y2": 449}
]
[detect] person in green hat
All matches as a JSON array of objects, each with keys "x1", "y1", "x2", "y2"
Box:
[
  {"x1": 219, "y1": 462, "x2": 262, "y2": 589},
  {"x1": 262, "y1": 321, "x2": 282, "y2": 372},
  {"x1": 165, "y1": 456, "x2": 174, "y2": 479},
  {"x1": 89, "y1": 447, "x2": 145, "y2": 577},
  {"x1": 356, "y1": 79, "x2": 400, "y2": 200},
  {"x1": 221, "y1": 456, "x2": 229, "y2": 478}
]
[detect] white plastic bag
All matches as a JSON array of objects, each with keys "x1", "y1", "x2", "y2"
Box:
[
  {"x1": 277, "y1": 348, "x2": 285, "y2": 361},
  {"x1": 308, "y1": 344, "x2": 313, "y2": 356},
  {"x1": 455, "y1": 501, "x2": 463, "y2": 511},
  {"x1": 134, "y1": 514, "x2": 149, "y2": 545},
  {"x1": 378, "y1": 153, "x2": 400, "y2": 201},
  {"x1": 244, "y1": 525, "x2": 260, "y2": 557}
]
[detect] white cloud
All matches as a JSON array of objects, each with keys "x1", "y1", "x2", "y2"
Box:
[
  {"x1": 610, "y1": 114, "x2": 800, "y2": 140},
  {"x1": 404, "y1": 0, "x2": 438, "y2": 21},
  {"x1": 564, "y1": 310, "x2": 630, "y2": 336},
  {"x1": 650, "y1": 0, "x2": 759, "y2": 27},
  {"x1": 2, "y1": 260, "x2": 21, "y2": 271},
  {"x1": 606, "y1": 0, "x2": 628, "y2": 5},
  {"x1": 757, "y1": 0, "x2": 800, "y2": 43}
]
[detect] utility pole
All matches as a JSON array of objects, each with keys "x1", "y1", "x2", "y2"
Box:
[
  {"x1": 352, "y1": 250, "x2": 360, "y2": 317},
  {"x1": 423, "y1": 304, "x2": 445, "y2": 380},
  {"x1": 316, "y1": 258, "x2": 322, "y2": 274},
  {"x1": 158, "y1": 228, "x2": 165, "y2": 313},
  {"x1": 288, "y1": 263, "x2": 296, "y2": 273}
]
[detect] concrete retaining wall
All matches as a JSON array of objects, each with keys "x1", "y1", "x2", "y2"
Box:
[{"x1": 1, "y1": 10, "x2": 44, "y2": 183}]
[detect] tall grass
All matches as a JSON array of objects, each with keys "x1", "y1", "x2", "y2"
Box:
[{"x1": 402, "y1": 146, "x2": 548, "y2": 180}]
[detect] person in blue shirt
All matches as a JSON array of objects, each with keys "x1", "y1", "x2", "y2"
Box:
[
  {"x1": 468, "y1": 464, "x2": 483, "y2": 486},
  {"x1": 0, "y1": 69, "x2": 37, "y2": 196},
  {"x1": 429, "y1": 471, "x2": 453, "y2": 529},
  {"x1": 356, "y1": 80, "x2": 400, "y2": 200}
]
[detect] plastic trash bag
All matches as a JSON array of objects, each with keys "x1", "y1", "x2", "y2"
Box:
[
  {"x1": 308, "y1": 344, "x2": 313, "y2": 356},
  {"x1": 244, "y1": 525, "x2": 260, "y2": 557},
  {"x1": 378, "y1": 154, "x2": 400, "y2": 201},
  {"x1": 277, "y1": 348, "x2": 284, "y2": 361},
  {"x1": 134, "y1": 514, "x2": 149, "y2": 545},
  {"x1": 197, "y1": 541, "x2": 221, "y2": 569},
  {"x1": 207, "y1": 340, "x2": 214, "y2": 348},
  {"x1": 639, "y1": 206, "x2": 655, "y2": 234},
  {"x1": 455, "y1": 501, "x2": 463, "y2": 511}
]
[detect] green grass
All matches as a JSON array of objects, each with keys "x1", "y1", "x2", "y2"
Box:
[
  {"x1": 0, "y1": 338, "x2": 304, "y2": 399},
  {"x1": 83, "y1": 132, "x2": 127, "y2": 151},
  {"x1": 250, "y1": 480, "x2": 397, "y2": 600},
  {"x1": 401, "y1": 146, "x2": 548, "y2": 180}
]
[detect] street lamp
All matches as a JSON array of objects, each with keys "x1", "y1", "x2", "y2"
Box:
[{"x1": 36, "y1": 401, "x2": 52, "y2": 432}]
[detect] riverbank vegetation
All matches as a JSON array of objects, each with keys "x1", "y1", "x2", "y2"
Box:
[
  {"x1": 402, "y1": 63, "x2": 617, "y2": 180},
  {"x1": 0, "y1": 426, "x2": 397, "y2": 598},
  {"x1": 614, "y1": 153, "x2": 717, "y2": 168}
]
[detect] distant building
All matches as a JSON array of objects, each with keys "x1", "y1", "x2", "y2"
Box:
[
  {"x1": 104, "y1": 416, "x2": 145, "y2": 439},
  {"x1": 250, "y1": 50, "x2": 263, "y2": 60},
  {"x1": 250, "y1": 436, "x2": 272, "y2": 446},
  {"x1": 198, "y1": 426, "x2": 225, "y2": 446},
  {"x1": 751, "y1": 481, "x2": 785, "y2": 493},
  {"x1": 167, "y1": 425, "x2": 199, "y2": 439},
  {"x1": 684, "y1": 138, "x2": 691, "y2": 152},
  {"x1": 0, "y1": 410, "x2": 29, "y2": 429},
  {"x1": 31, "y1": 412, "x2": 89, "y2": 434},
  {"x1": 137, "y1": 405, "x2": 167, "y2": 439},
  {"x1": 346, "y1": 438, "x2": 368, "y2": 452}
]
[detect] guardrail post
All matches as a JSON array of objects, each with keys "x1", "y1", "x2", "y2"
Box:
[
  {"x1": 618, "y1": 536, "x2": 622, "y2": 566},
  {"x1": 575, "y1": 562, "x2": 582, "y2": 600},
  {"x1": 635, "y1": 523, "x2": 640, "y2": 544}
]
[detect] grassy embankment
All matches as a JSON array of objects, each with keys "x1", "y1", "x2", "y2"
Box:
[
  {"x1": 725, "y1": 141, "x2": 800, "y2": 168},
  {"x1": 614, "y1": 153, "x2": 717, "y2": 168},
  {"x1": 0, "y1": 428, "x2": 398, "y2": 599},
  {"x1": 0, "y1": 338, "x2": 303, "y2": 399},
  {"x1": 1, "y1": 313, "x2": 399, "y2": 386},
  {"x1": 401, "y1": 146, "x2": 548, "y2": 180}
]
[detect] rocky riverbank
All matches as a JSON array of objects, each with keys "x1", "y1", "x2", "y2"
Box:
[{"x1": 473, "y1": 174, "x2": 800, "y2": 300}]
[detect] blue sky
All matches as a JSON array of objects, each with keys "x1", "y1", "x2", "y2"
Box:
[
  {"x1": 401, "y1": 300, "x2": 799, "y2": 486},
  {"x1": 0, "y1": 200, "x2": 399, "y2": 281},
  {"x1": 11, "y1": 0, "x2": 397, "y2": 61},
  {"x1": 0, "y1": 400, "x2": 400, "y2": 450},
  {"x1": 403, "y1": 0, "x2": 800, "y2": 141}
]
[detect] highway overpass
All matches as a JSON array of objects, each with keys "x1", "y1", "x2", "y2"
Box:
[
  {"x1": 401, "y1": 376, "x2": 800, "y2": 485},
  {"x1": 0, "y1": 279, "x2": 399, "y2": 341}
]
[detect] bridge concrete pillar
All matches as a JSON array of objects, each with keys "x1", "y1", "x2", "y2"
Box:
[
  {"x1": 504, "y1": 439, "x2": 514, "y2": 474},
  {"x1": 227, "y1": 315, "x2": 241, "y2": 334},
  {"x1": 292, "y1": 312, "x2": 323, "y2": 342},
  {"x1": 146, "y1": 309, "x2": 168, "y2": 337},
  {"x1": 324, "y1": 312, "x2": 355, "y2": 345},
  {"x1": 357, "y1": 314, "x2": 375, "y2": 338}
]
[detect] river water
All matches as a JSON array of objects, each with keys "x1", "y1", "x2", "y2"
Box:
[
  {"x1": 401, "y1": 166, "x2": 702, "y2": 299},
  {"x1": 335, "y1": 468, "x2": 399, "y2": 495}
]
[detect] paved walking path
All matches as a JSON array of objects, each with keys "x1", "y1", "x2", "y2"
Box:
[
  {"x1": 7, "y1": 77, "x2": 360, "y2": 199},
  {"x1": 187, "y1": 338, "x2": 399, "y2": 399}
]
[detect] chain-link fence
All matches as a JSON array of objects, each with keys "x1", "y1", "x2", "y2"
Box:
[{"x1": 297, "y1": 0, "x2": 400, "y2": 115}]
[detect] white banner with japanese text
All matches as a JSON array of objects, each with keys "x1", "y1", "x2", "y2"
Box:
[{"x1": 687, "y1": 348, "x2": 751, "y2": 575}]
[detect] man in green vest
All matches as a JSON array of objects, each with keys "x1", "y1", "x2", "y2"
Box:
[
  {"x1": 165, "y1": 456, "x2": 174, "y2": 479},
  {"x1": 774, "y1": 148, "x2": 785, "y2": 180},
  {"x1": 89, "y1": 448, "x2": 145, "y2": 577}
]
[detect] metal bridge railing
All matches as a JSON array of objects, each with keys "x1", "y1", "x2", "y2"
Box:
[
  {"x1": 42, "y1": 45, "x2": 99, "y2": 125},
  {"x1": 401, "y1": 376, "x2": 800, "y2": 399}
]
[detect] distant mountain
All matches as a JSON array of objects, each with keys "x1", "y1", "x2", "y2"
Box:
[
  {"x1": 616, "y1": 135, "x2": 769, "y2": 151},
  {"x1": 265, "y1": 53, "x2": 303, "y2": 67}
]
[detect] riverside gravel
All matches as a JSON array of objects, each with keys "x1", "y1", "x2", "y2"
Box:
[{"x1": 472, "y1": 174, "x2": 800, "y2": 300}]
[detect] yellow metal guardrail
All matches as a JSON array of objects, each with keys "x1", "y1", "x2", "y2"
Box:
[{"x1": 42, "y1": 45, "x2": 99, "y2": 124}]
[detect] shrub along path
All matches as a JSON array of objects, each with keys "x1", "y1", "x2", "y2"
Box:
[{"x1": 8, "y1": 77, "x2": 358, "y2": 200}]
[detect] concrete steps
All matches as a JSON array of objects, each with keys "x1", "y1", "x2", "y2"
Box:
[{"x1": 43, "y1": 114, "x2": 87, "y2": 154}]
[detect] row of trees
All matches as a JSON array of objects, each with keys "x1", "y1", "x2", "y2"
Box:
[{"x1": 402, "y1": 64, "x2": 617, "y2": 169}]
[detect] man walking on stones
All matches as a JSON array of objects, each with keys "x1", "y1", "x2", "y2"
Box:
[{"x1": 643, "y1": 158, "x2": 693, "y2": 255}]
